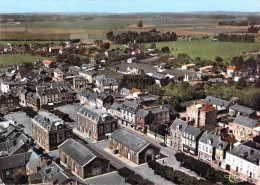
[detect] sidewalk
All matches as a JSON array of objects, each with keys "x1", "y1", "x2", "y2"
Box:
[
  {"x1": 103, "y1": 147, "x2": 139, "y2": 168},
  {"x1": 73, "y1": 128, "x2": 97, "y2": 143}
]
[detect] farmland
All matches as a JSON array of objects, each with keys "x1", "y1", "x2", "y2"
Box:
[
  {"x1": 0, "y1": 32, "x2": 70, "y2": 40},
  {"x1": 143, "y1": 36, "x2": 260, "y2": 62},
  {"x1": 0, "y1": 54, "x2": 54, "y2": 67}
]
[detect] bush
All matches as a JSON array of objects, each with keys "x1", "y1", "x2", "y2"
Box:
[
  {"x1": 175, "y1": 153, "x2": 253, "y2": 185},
  {"x1": 118, "y1": 167, "x2": 154, "y2": 185},
  {"x1": 148, "y1": 160, "x2": 211, "y2": 185}
]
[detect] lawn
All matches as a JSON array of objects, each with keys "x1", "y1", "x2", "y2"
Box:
[
  {"x1": 0, "y1": 54, "x2": 54, "y2": 67},
  {"x1": 144, "y1": 37, "x2": 260, "y2": 62}
]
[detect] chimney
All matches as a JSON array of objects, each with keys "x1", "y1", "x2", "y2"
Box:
[
  {"x1": 51, "y1": 178, "x2": 54, "y2": 185},
  {"x1": 219, "y1": 135, "x2": 221, "y2": 141},
  {"x1": 65, "y1": 168, "x2": 72, "y2": 175},
  {"x1": 47, "y1": 159, "x2": 52, "y2": 166},
  {"x1": 205, "y1": 130, "x2": 208, "y2": 135}
]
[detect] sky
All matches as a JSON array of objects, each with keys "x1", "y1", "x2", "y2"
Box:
[{"x1": 0, "y1": 0, "x2": 259, "y2": 13}]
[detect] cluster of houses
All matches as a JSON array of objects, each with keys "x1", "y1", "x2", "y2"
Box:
[
  {"x1": 0, "y1": 40, "x2": 260, "y2": 184},
  {"x1": 167, "y1": 95, "x2": 260, "y2": 183}
]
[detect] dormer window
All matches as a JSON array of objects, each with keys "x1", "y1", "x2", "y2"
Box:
[
  {"x1": 192, "y1": 135, "x2": 195, "y2": 141},
  {"x1": 207, "y1": 140, "x2": 211, "y2": 145}
]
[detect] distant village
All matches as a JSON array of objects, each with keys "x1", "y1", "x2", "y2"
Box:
[{"x1": 0, "y1": 39, "x2": 260, "y2": 185}]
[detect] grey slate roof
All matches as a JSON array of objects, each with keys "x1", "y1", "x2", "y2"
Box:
[
  {"x1": 229, "y1": 104, "x2": 256, "y2": 115},
  {"x1": 110, "y1": 127, "x2": 156, "y2": 153},
  {"x1": 121, "y1": 100, "x2": 140, "y2": 113},
  {"x1": 204, "y1": 96, "x2": 231, "y2": 109},
  {"x1": 0, "y1": 152, "x2": 31, "y2": 170},
  {"x1": 233, "y1": 116, "x2": 258, "y2": 128},
  {"x1": 95, "y1": 75, "x2": 118, "y2": 86},
  {"x1": 78, "y1": 105, "x2": 114, "y2": 123},
  {"x1": 208, "y1": 78, "x2": 224, "y2": 83},
  {"x1": 170, "y1": 119, "x2": 188, "y2": 132},
  {"x1": 58, "y1": 138, "x2": 106, "y2": 167},
  {"x1": 199, "y1": 132, "x2": 228, "y2": 150},
  {"x1": 136, "y1": 109, "x2": 149, "y2": 118},
  {"x1": 182, "y1": 125, "x2": 204, "y2": 139},
  {"x1": 152, "y1": 73, "x2": 166, "y2": 80},
  {"x1": 227, "y1": 144, "x2": 260, "y2": 165},
  {"x1": 33, "y1": 111, "x2": 68, "y2": 131},
  {"x1": 120, "y1": 88, "x2": 130, "y2": 94},
  {"x1": 110, "y1": 102, "x2": 121, "y2": 111}
]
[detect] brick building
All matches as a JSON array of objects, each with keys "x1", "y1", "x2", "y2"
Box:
[
  {"x1": 72, "y1": 76, "x2": 88, "y2": 91},
  {"x1": 59, "y1": 138, "x2": 110, "y2": 179},
  {"x1": 77, "y1": 105, "x2": 117, "y2": 141},
  {"x1": 186, "y1": 102, "x2": 217, "y2": 131},
  {"x1": 0, "y1": 152, "x2": 31, "y2": 180},
  {"x1": 109, "y1": 127, "x2": 160, "y2": 164},
  {"x1": 32, "y1": 111, "x2": 72, "y2": 151},
  {"x1": 0, "y1": 92, "x2": 19, "y2": 112}
]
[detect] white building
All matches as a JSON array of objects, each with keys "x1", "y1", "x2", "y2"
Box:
[{"x1": 225, "y1": 143, "x2": 260, "y2": 184}]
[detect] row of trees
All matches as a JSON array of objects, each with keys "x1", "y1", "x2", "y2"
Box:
[
  {"x1": 218, "y1": 20, "x2": 248, "y2": 26},
  {"x1": 120, "y1": 74, "x2": 155, "y2": 90},
  {"x1": 106, "y1": 30, "x2": 177, "y2": 44},
  {"x1": 175, "y1": 153, "x2": 253, "y2": 185},
  {"x1": 118, "y1": 167, "x2": 153, "y2": 185},
  {"x1": 148, "y1": 160, "x2": 211, "y2": 185},
  {"x1": 248, "y1": 25, "x2": 260, "y2": 33},
  {"x1": 217, "y1": 33, "x2": 255, "y2": 43}
]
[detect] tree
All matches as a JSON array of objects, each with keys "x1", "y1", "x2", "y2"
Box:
[
  {"x1": 237, "y1": 77, "x2": 247, "y2": 87},
  {"x1": 150, "y1": 43, "x2": 156, "y2": 49},
  {"x1": 137, "y1": 20, "x2": 143, "y2": 28}
]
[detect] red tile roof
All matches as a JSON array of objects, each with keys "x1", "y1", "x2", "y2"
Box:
[
  {"x1": 188, "y1": 102, "x2": 216, "y2": 112},
  {"x1": 129, "y1": 88, "x2": 141, "y2": 94},
  {"x1": 42, "y1": 60, "x2": 52, "y2": 65},
  {"x1": 50, "y1": 46, "x2": 63, "y2": 50},
  {"x1": 227, "y1": 66, "x2": 236, "y2": 70}
]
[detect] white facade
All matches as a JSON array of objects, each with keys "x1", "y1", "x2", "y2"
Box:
[
  {"x1": 1, "y1": 83, "x2": 9, "y2": 93},
  {"x1": 226, "y1": 152, "x2": 260, "y2": 180}
]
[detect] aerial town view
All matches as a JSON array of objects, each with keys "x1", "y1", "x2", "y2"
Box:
[{"x1": 0, "y1": 0, "x2": 260, "y2": 184}]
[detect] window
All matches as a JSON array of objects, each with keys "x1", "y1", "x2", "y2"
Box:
[
  {"x1": 112, "y1": 123, "x2": 116, "y2": 131},
  {"x1": 18, "y1": 168, "x2": 22, "y2": 173},
  {"x1": 59, "y1": 133, "x2": 63, "y2": 141},
  {"x1": 106, "y1": 124, "x2": 110, "y2": 132},
  {"x1": 6, "y1": 171, "x2": 9, "y2": 175},
  {"x1": 99, "y1": 125, "x2": 104, "y2": 133},
  {"x1": 93, "y1": 125, "x2": 96, "y2": 132}
]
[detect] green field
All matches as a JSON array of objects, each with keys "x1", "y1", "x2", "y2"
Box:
[
  {"x1": 0, "y1": 18, "x2": 138, "y2": 30},
  {"x1": 0, "y1": 41, "x2": 63, "y2": 45},
  {"x1": 0, "y1": 54, "x2": 54, "y2": 67},
  {"x1": 144, "y1": 37, "x2": 260, "y2": 62},
  {"x1": 88, "y1": 34, "x2": 107, "y2": 40},
  {"x1": 0, "y1": 32, "x2": 70, "y2": 40}
]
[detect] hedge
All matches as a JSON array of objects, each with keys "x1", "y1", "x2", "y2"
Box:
[
  {"x1": 175, "y1": 153, "x2": 253, "y2": 185},
  {"x1": 118, "y1": 167, "x2": 154, "y2": 185},
  {"x1": 148, "y1": 160, "x2": 211, "y2": 185}
]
